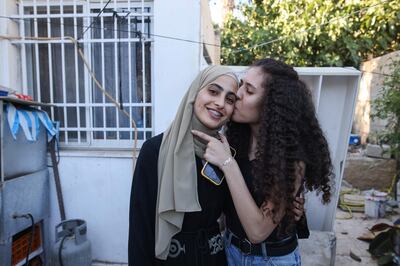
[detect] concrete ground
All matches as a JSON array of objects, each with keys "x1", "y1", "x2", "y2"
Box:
[
  {"x1": 91, "y1": 206, "x2": 398, "y2": 266},
  {"x1": 334, "y1": 208, "x2": 399, "y2": 265}
]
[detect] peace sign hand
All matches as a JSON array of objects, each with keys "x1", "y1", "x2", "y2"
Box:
[{"x1": 191, "y1": 130, "x2": 233, "y2": 169}]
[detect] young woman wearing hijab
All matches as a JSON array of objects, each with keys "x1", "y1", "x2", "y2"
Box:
[
  {"x1": 192, "y1": 58, "x2": 334, "y2": 265},
  {"x1": 128, "y1": 65, "x2": 240, "y2": 265}
]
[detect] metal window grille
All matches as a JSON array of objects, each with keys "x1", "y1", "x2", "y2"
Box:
[{"x1": 17, "y1": 0, "x2": 153, "y2": 148}]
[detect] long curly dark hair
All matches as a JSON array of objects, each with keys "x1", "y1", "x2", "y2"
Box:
[{"x1": 226, "y1": 58, "x2": 334, "y2": 230}]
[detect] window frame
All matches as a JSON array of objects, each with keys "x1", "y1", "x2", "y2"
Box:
[{"x1": 17, "y1": 0, "x2": 154, "y2": 149}]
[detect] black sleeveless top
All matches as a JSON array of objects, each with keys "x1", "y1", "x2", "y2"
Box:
[{"x1": 224, "y1": 157, "x2": 298, "y2": 243}]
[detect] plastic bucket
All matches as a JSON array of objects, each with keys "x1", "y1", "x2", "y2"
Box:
[{"x1": 364, "y1": 191, "x2": 387, "y2": 218}]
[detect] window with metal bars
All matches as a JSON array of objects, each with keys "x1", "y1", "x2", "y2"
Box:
[{"x1": 19, "y1": 1, "x2": 152, "y2": 147}]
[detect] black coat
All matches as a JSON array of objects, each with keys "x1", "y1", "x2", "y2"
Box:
[{"x1": 128, "y1": 134, "x2": 228, "y2": 266}]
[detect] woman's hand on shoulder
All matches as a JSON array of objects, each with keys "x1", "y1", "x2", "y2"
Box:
[
  {"x1": 191, "y1": 130, "x2": 232, "y2": 168},
  {"x1": 293, "y1": 197, "x2": 305, "y2": 221},
  {"x1": 293, "y1": 161, "x2": 306, "y2": 221}
]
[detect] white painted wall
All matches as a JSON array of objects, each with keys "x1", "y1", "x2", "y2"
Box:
[
  {"x1": 48, "y1": 151, "x2": 135, "y2": 263},
  {"x1": 153, "y1": 0, "x2": 202, "y2": 134},
  {"x1": 47, "y1": 0, "x2": 204, "y2": 263},
  {"x1": 0, "y1": 0, "x2": 22, "y2": 93},
  {"x1": 1, "y1": 0, "x2": 204, "y2": 263}
]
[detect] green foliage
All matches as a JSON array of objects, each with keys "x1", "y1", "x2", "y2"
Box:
[
  {"x1": 372, "y1": 58, "x2": 400, "y2": 161},
  {"x1": 221, "y1": 0, "x2": 400, "y2": 67}
]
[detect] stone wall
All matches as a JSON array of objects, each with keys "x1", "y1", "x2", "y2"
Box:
[
  {"x1": 343, "y1": 153, "x2": 396, "y2": 191},
  {"x1": 353, "y1": 51, "x2": 400, "y2": 144},
  {"x1": 201, "y1": 0, "x2": 220, "y2": 65}
]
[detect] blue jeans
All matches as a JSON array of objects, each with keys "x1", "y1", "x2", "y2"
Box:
[{"x1": 224, "y1": 233, "x2": 301, "y2": 266}]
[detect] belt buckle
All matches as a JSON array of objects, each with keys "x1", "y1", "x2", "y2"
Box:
[{"x1": 240, "y1": 238, "x2": 252, "y2": 255}]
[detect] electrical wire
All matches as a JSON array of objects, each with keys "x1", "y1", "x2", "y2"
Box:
[
  {"x1": 12, "y1": 213, "x2": 35, "y2": 266},
  {"x1": 338, "y1": 202, "x2": 353, "y2": 220},
  {"x1": 79, "y1": 0, "x2": 112, "y2": 40},
  {"x1": 227, "y1": 0, "x2": 394, "y2": 54},
  {"x1": 387, "y1": 174, "x2": 398, "y2": 198},
  {"x1": 336, "y1": 68, "x2": 398, "y2": 78},
  {"x1": 337, "y1": 189, "x2": 364, "y2": 220},
  {"x1": 58, "y1": 234, "x2": 69, "y2": 266},
  {"x1": 0, "y1": 14, "x2": 219, "y2": 47},
  {"x1": 0, "y1": 0, "x2": 394, "y2": 51},
  {"x1": 0, "y1": 0, "x2": 396, "y2": 54},
  {"x1": 0, "y1": 1, "x2": 397, "y2": 168},
  {"x1": 115, "y1": 12, "x2": 124, "y2": 110},
  {"x1": 0, "y1": 34, "x2": 139, "y2": 169},
  {"x1": 2, "y1": 32, "x2": 397, "y2": 167},
  {"x1": 360, "y1": 70, "x2": 397, "y2": 78},
  {"x1": 26, "y1": 214, "x2": 34, "y2": 266}
]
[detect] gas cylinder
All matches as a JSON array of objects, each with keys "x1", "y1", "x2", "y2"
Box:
[{"x1": 51, "y1": 219, "x2": 91, "y2": 266}]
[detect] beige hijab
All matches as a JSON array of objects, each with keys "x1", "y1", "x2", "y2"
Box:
[{"x1": 155, "y1": 65, "x2": 238, "y2": 259}]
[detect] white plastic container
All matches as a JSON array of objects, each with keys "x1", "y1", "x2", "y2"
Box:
[
  {"x1": 397, "y1": 180, "x2": 400, "y2": 201},
  {"x1": 364, "y1": 191, "x2": 388, "y2": 218}
]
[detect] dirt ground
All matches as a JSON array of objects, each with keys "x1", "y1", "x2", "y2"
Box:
[
  {"x1": 343, "y1": 152, "x2": 396, "y2": 191},
  {"x1": 334, "y1": 208, "x2": 399, "y2": 265},
  {"x1": 336, "y1": 149, "x2": 398, "y2": 265}
]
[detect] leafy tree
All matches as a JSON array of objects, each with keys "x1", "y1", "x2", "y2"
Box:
[{"x1": 221, "y1": 0, "x2": 400, "y2": 67}]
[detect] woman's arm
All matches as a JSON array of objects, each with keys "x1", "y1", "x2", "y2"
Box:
[
  {"x1": 192, "y1": 130, "x2": 304, "y2": 243},
  {"x1": 221, "y1": 158, "x2": 284, "y2": 243}
]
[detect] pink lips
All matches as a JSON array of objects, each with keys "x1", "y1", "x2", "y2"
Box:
[{"x1": 207, "y1": 108, "x2": 223, "y2": 120}]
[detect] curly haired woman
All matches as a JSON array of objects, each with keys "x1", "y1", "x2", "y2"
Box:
[{"x1": 192, "y1": 58, "x2": 334, "y2": 265}]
